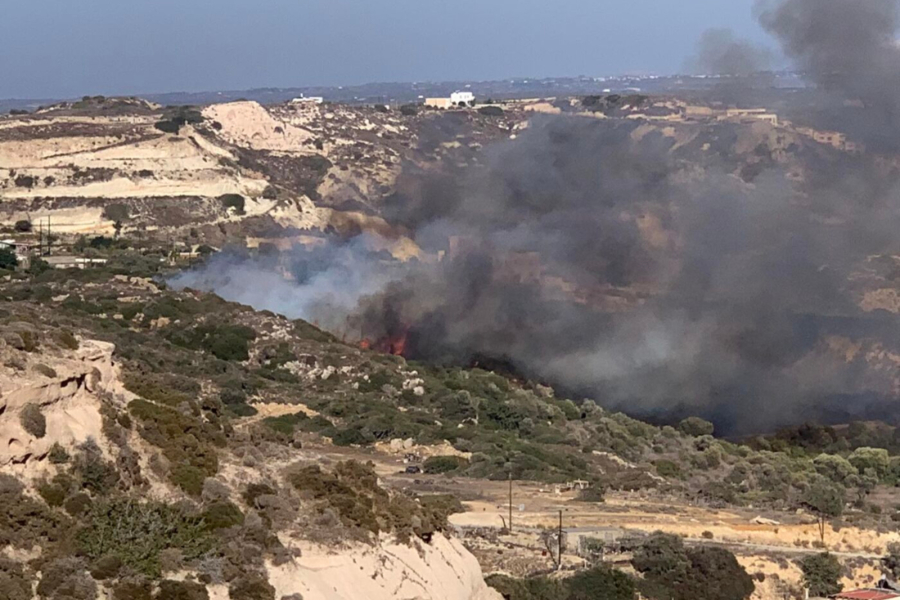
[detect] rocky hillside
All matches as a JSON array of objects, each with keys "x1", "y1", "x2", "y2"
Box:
[
  {"x1": 0, "y1": 97, "x2": 519, "y2": 245},
  {"x1": 0, "y1": 267, "x2": 502, "y2": 599}
]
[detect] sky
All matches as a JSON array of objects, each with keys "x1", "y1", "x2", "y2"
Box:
[{"x1": 0, "y1": 0, "x2": 769, "y2": 99}]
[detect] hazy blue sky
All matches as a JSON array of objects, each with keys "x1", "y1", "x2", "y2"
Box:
[{"x1": 0, "y1": 0, "x2": 769, "y2": 99}]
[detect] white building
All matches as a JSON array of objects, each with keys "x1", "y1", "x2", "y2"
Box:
[
  {"x1": 425, "y1": 91, "x2": 476, "y2": 109},
  {"x1": 290, "y1": 95, "x2": 324, "y2": 105},
  {"x1": 450, "y1": 91, "x2": 475, "y2": 107}
]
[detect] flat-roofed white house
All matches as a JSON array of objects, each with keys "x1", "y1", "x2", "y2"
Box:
[{"x1": 425, "y1": 91, "x2": 476, "y2": 109}]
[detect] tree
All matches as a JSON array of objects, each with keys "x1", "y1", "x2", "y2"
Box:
[
  {"x1": 538, "y1": 527, "x2": 568, "y2": 569},
  {"x1": 883, "y1": 542, "x2": 900, "y2": 579},
  {"x1": 799, "y1": 553, "x2": 843, "y2": 598},
  {"x1": 678, "y1": 417, "x2": 714, "y2": 437},
  {"x1": 566, "y1": 567, "x2": 636, "y2": 600},
  {"x1": 849, "y1": 447, "x2": 891, "y2": 480},
  {"x1": 219, "y1": 194, "x2": 246, "y2": 215},
  {"x1": 813, "y1": 453, "x2": 857, "y2": 484},
  {"x1": 633, "y1": 533, "x2": 754, "y2": 600},
  {"x1": 13, "y1": 219, "x2": 31, "y2": 232},
  {"x1": 0, "y1": 248, "x2": 17, "y2": 270},
  {"x1": 102, "y1": 203, "x2": 130, "y2": 223},
  {"x1": 802, "y1": 479, "x2": 845, "y2": 545}
]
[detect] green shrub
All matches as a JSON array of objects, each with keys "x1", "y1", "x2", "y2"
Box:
[
  {"x1": 478, "y1": 106, "x2": 504, "y2": 117},
  {"x1": 849, "y1": 447, "x2": 891, "y2": 480},
  {"x1": 34, "y1": 363, "x2": 57, "y2": 378},
  {"x1": 201, "y1": 500, "x2": 244, "y2": 530},
  {"x1": 111, "y1": 578, "x2": 153, "y2": 600},
  {"x1": 128, "y1": 399, "x2": 223, "y2": 493},
  {"x1": 37, "y1": 476, "x2": 70, "y2": 507},
  {"x1": 288, "y1": 461, "x2": 450, "y2": 539},
  {"x1": 36, "y1": 558, "x2": 97, "y2": 600},
  {"x1": 655, "y1": 459, "x2": 682, "y2": 479},
  {"x1": 102, "y1": 203, "x2": 130, "y2": 223},
  {"x1": 72, "y1": 441, "x2": 119, "y2": 496},
  {"x1": 156, "y1": 579, "x2": 210, "y2": 600},
  {"x1": 49, "y1": 442, "x2": 70, "y2": 464},
  {"x1": 0, "y1": 558, "x2": 32, "y2": 600},
  {"x1": 170, "y1": 464, "x2": 208, "y2": 497},
  {"x1": 76, "y1": 498, "x2": 215, "y2": 578},
  {"x1": 219, "y1": 194, "x2": 246, "y2": 215},
  {"x1": 800, "y1": 553, "x2": 843, "y2": 598},
  {"x1": 567, "y1": 567, "x2": 635, "y2": 600},
  {"x1": 423, "y1": 455, "x2": 469, "y2": 474},
  {"x1": 678, "y1": 417, "x2": 714, "y2": 437},
  {"x1": 578, "y1": 486, "x2": 606, "y2": 503},
  {"x1": 64, "y1": 493, "x2": 93, "y2": 517},
  {"x1": 0, "y1": 248, "x2": 16, "y2": 270},
  {"x1": 123, "y1": 372, "x2": 196, "y2": 406},
  {"x1": 55, "y1": 329, "x2": 80, "y2": 350},
  {"x1": 89, "y1": 555, "x2": 122, "y2": 580},
  {"x1": 229, "y1": 575, "x2": 276, "y2": 600},
  {"x1": 633, "y1": 533, "x2": 753, "y2": 600},
  {"x1": 20, "y1": 403, "x2": 46, "y2": 438}
]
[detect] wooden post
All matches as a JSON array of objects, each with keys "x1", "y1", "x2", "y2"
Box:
[
  {"x1": 508, "y1": 471, "x2": 513, "y2": 533},
  {"x1": 558, "y1": 510, "x2": 563, "y2": 569}
]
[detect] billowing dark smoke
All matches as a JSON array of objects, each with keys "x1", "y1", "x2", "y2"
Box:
[
  {"x1": 758, "y1": 0, "x2": 900, "y2": 149},
  {"x1": 172, "y1": 0, "x2": 900, "y2": 434},
  {"x1": 688, "y1": 28, "x2": 773, "y2": 75},
  {"x1": 175, "y1": 113, "x2": 900, "y2": 433}
]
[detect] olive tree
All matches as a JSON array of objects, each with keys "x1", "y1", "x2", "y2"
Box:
[{"x1": 802, "y1": 479, "x2": 845, "y2": 545}]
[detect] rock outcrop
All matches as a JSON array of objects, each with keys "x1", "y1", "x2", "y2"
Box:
[
  {"x1": 268, "y1": 535, "x2": 500, "y2": 600},
  {"x1": 0, "y1": 339, "x2": 119, "y2": 469}
]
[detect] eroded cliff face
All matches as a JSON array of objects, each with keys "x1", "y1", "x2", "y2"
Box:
[
  {"x1": 0, "y1": 338, "x2": 121, "y2": 470},
  {"x1": 268, "y1": 535, "x2": 500, "y2": 600}
]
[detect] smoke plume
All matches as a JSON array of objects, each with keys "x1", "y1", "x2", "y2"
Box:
[
  {"x1": 173, "y1": 0, "x2": 900, "y2": 434},
  {"x1": 758, "y1": 0, "x2": 900, "y2": 149},
  {"x1": 688, "y1": 28, "x2": 773, "y2": 76}
]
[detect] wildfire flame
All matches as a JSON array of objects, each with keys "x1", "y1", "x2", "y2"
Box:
[{"x1": 358, "y1": 328, "x2": 409, "y2": 356}]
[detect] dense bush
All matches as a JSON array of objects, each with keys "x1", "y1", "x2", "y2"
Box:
[
  {"x1": 0, "y1": 558, "x2": 32, "y2": 600},
  {"x1": 0, "y1": 248, "x2": 17, "y2": 270},
  {"x1": 20, "y1": 403, "x2": 47, "y2": 438},
  {"x1": 678, "y1": 417, "x2": 714, "y2": 437},
  {"x1": 167, "y1": 322, "x2": 257, "y2": 361},
  {"x1": 633, "y1": 533, "x2": 753, "y2": 600},
  {"x1": 800, "y1": 553, "x2": 843, "y2": 597},
  {"x1": 154, "y1": 107, "x2": 203, "y2": 134},
  {"x1": 72, "y1": 440, "x2": 120, "y2": 496},
  {"x1": 423, "y1": 455, "x2": 470, "y2": 474},
  {"x1": 76, "y1": 498, "x2": 215, "y2": 577},
  {"x1": 111, "y1": 578, "x2": 153, "y2": 600},
  {"x1": 123, "y1": 372, "x2": 197, "y2": 407},
  {"x1": 478, "y1": 106, "x2": 504, "y2": 116},
  {"x1": 156, "y1": 579, "x2": 210, "y2": 600},
  {"x1": 486, "y1": 567, "x2": 634, "y2": 600},
  {"x1": 229, "y1": 575, "x2": 276, "y2": 600},
  {"x1": 567, "y1": 567, "x2": 636, "y2": 600},
  {"x1": 219, "y1": 194, "x2": 246, "y2": 215},
  {"x1": 129, "y1": 399, "x2": 224, "y2": 495},
  {"x1": 201, "y1": 500, "x2": 245, "y2": 530},
  {"x1": 36, "y1": 558, "x2": 97, "y2": 600},
  {"x1": 288, "y1": 461, "x2": 454, "y2": 540}
]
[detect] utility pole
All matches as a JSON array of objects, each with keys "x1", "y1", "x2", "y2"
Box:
[
  {"x1": 558, "y1": 510, "x2": 563, "y2": 570},
  {"x1": 508, "y1": 471, "x2": 513, "y2": 533}
]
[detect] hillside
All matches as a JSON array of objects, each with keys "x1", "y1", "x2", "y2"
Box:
[
  {"x1": 0, "y1": 254, "x2": 899, "y2": 597},
  {"x1": 0, "y1": 97, "x2": 518, "y2": 245}
]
